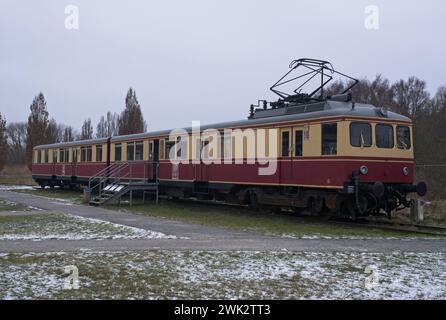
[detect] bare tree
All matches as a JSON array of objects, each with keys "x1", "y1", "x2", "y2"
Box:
[
  {"x1": 6, "y1": 122, "x2": 27, "y2": 164},
  {"x1": 62, "y1": 125, "x2": 76, "y2": 142},
  {"x1": 45, "y1": 118, "x2": 60, "y2": 143},
  {"x1": 433, "y1": 85, "x2": 446, "y2": 112},
  {"x1": 80, "y1": 118, "x2": 93, "y2": 140},
  {"x1": 97, "y1": 111, "x2": 119, "y2": 138},
  {"x1": 118, "y1": 88, "x2": 147, "y2": 135},
  {"x1": 391, "y1": 77, "x2": 430, "y2": 119}
]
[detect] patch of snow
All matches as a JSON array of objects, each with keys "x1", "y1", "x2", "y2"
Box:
[
  {"x1": 0, "y1": 251, "x2": 444, "y2": 299},
  {"x1": 27, "y1": 206, "x2": 44, "y2": 211},
  {"x1": 0, "y1": 199, "x2": 18, "y2": 206},
  {"x1": 0, "y1": 213, "x2": 177, "y2": 241},
  {"x1": 0, "y1": 185, "x2": 35, "y2": 191},
  {"x1": 281, "y1": 233, "x2": 437, "y2": 241}
]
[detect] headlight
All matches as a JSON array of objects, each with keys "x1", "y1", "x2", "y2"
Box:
[
  {"x1": 360, "y1": 165, "x2": 368, "y2": 175},
  {"x1": 403, "y1": 167, "x2": 409, "y2": 176}
]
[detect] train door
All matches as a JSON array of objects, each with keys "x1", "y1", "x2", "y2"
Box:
[
  {"x1": 292, "y1": 127, "x2": 304, "y2": 182},
  {"x1": 151, "y1": 139, "x2": 159, "y2": 181},
  {"x1": 71, "y1": 147, "x2": 77, "y2": 177},
  {"x1": 200, "y1": 139, "x2": 210, "y2": 181},
  {"x1": 193, "y1": 138, "x2": 202, "y2": 181},
  {"x1": 51, "y1": 149, "x2": 56, "y2": 177},
  {"x1": 279, "y1": 128, "x2": 292, "y2": 184}
]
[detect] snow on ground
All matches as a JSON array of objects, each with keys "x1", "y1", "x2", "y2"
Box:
[
  {"x1": 0, "y1": 213, "x2": 176, "y2": 241},
  {"x1": 0, "y1": 185, "x2": 34, "y2": 191},
  {"x1": 0, "y1": 199, "x2": 19, "y2": 207},
  {"x1": 281, "y1": 233, "x2": 439, "y2": 240},
  {"x1": 0, "y1": 251, "x2": 444, "y2": 299}
]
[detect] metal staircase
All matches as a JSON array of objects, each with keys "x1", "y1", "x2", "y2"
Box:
[{"x1": 88, "y1": 162, "x2": 159, "y2": 206}]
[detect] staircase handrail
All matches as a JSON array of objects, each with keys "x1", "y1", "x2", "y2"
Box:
[{"x1": 88, "y1": 162, "x2": 130, "y2": 192}]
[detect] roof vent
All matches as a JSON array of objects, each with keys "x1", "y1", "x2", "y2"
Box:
[{"x1": 327, "y1": 93, "x2": 352, "y2": 102}]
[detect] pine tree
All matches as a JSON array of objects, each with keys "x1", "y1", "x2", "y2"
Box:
[
  {"x1": 118, "y1": 88, "x2": 147, "y2": 135},
  {"x1": 25, "y1": 93, "x2": 56, "y2": 169}
]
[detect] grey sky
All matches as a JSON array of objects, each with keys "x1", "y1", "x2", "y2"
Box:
[{"x1": 1, "y1": 0, "x2": 445, "y2": 131}]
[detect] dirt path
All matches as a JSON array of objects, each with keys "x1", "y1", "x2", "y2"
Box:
[{"x1": 1, "y1": 189, "x2": 446, "y2": 253}]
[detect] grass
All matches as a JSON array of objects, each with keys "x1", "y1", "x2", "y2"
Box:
[
  {"x1": 0, "y1": 250, "x2": 445, "y2": 299},
  {"x1": 0, "y1": 165, "x2": 35, "y2": 185},
  {"x1": 0, "y1": 213, "x2": 169, "y2": 240},
  {"x1": 0, "y1": 199, "x2": 27, "y2": 212},
  {"x1": 12, "y1": 188, "x2": 84, "y2": 204},
  {"x1": 8, "y1": 187, "x2": 437, "y2": 238},
  {"x1": 112, "y1": 200, "x2": 427, "y2": 239}
]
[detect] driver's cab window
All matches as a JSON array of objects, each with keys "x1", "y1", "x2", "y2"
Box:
[{"x1": 322, "y1": 123, "x2": 337, "y2": 155}]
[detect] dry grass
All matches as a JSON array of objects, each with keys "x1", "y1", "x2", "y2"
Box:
[
  {"x1": 424, "y1": 200, "x2": 446, "y2": 224},
  {"x1": 0, "y1": 165, "x2": 35, "y2": 185}
]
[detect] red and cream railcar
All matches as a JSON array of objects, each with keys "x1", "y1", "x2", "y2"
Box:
[
  {"x1": 32, "y1": 59, "x2": 427, "y2": 216},
  {"x1": 32, "y1": 99, "x2": 426, "y2": 217}
]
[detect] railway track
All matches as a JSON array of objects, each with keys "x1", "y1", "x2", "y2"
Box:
[
  {"x1": 174, "y1": 197, "x2": 446, "y2": 236},
  {"x1": 331, "y1": 218, "x2": 446, "y2": 236},
  {"x1": 165, "y1": 196, "x2": 446, "y2": 236}
]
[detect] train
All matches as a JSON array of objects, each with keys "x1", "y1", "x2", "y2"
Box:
[{"x1": 31, "y1": 59, "x2": 427, "y2": 218}]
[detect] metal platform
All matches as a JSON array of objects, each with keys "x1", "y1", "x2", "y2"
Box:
[{"x1": 88, "y1": 162, "x2": 159, "y2": 206}]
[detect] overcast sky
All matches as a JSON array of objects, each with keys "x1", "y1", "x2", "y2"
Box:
[{"x1": 1, "y1": 0, "x2": 445, "y2": 131}]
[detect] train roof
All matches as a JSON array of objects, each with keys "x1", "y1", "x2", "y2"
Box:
[{"x1": 33, "y1": 100, "x2": 411, "y2": 150}]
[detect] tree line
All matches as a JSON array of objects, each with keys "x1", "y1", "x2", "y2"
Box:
[{"x1": 0, "y1": 87, "x2": 146, "y2": 170}]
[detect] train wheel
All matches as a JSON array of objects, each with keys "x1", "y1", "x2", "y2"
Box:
[
  {"x1": 248, "y1": 191, "x2": 271, "y2": 213},
  {"x1": 308, "y1": 197, "x2": 324, "y2": 215},
  {"x1": 248, "y1": 191, "x2": 259, "y2": 211}
]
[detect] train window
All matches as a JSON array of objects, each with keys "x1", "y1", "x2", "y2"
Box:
[
  {"x1": 350, "y1": 122, "x2": 372, "y2": 147},
  {"x1": 176, "y1": 137, "x2": 182, "y2": 158},
  {"x1": 81, "y1": 147, "x2": 86, "y2": 162},
  {"x1": 376, "y1": 124, "x2": 394, "y2": 148},
  {"x1": 86, "y1": 147, "x2": 92, "y2": 162},
  {"x1": 44, "y1": 149, "x2": 49, "y2": 163},
  {"x1": 65, "y1": 149, "x2": 69, "y2": 163},
  {"x1": 96, "y1": 145, "x2": 103, "y2": 162},
  {"x1": 59, "y1": 148, "x2": 65, "y2": 163},
  {"x1": 202, "y1": 139, "x2": 210, "y2": 160},
  {"x1": 135, "y1": 141, "x2": 143, "y2": 160},
  {"x1": 281, "y1": 131, "x2": 290, "y2": 157},
  {"x1": 223, "y1": 134, "x2": 232, "y2": 160},
  {"x1": 165, "y1": 141, "x2": 175, "y2": 160},
  {"x1": 397, "y1": 126, "x2": 411, "y2": 150},
  {"x1": 322, "y1": 123, "x2": 337, "y2": 155},
  {"x1": 127, "y1": 142, "x2": 135, "y2": 161},
  {"x1": 115, "y1": 143, "x2": 122, "y2": 161},
  {"x1": 295, "y1": 130, "x2": 303, "y2": 157},
  {"x1": 149, "y1": 142, "x2": 153, "y2": 160},
  {"x1": 159, "y1": 140, "x2": 165, "y2": 160},
  {"x1": 194, "y1": 138, "x2": 201, "y2": 161}
]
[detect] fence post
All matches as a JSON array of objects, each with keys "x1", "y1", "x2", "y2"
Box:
[{"x1": 410, "y1": 199, "x2": 424, "y2": 223}]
